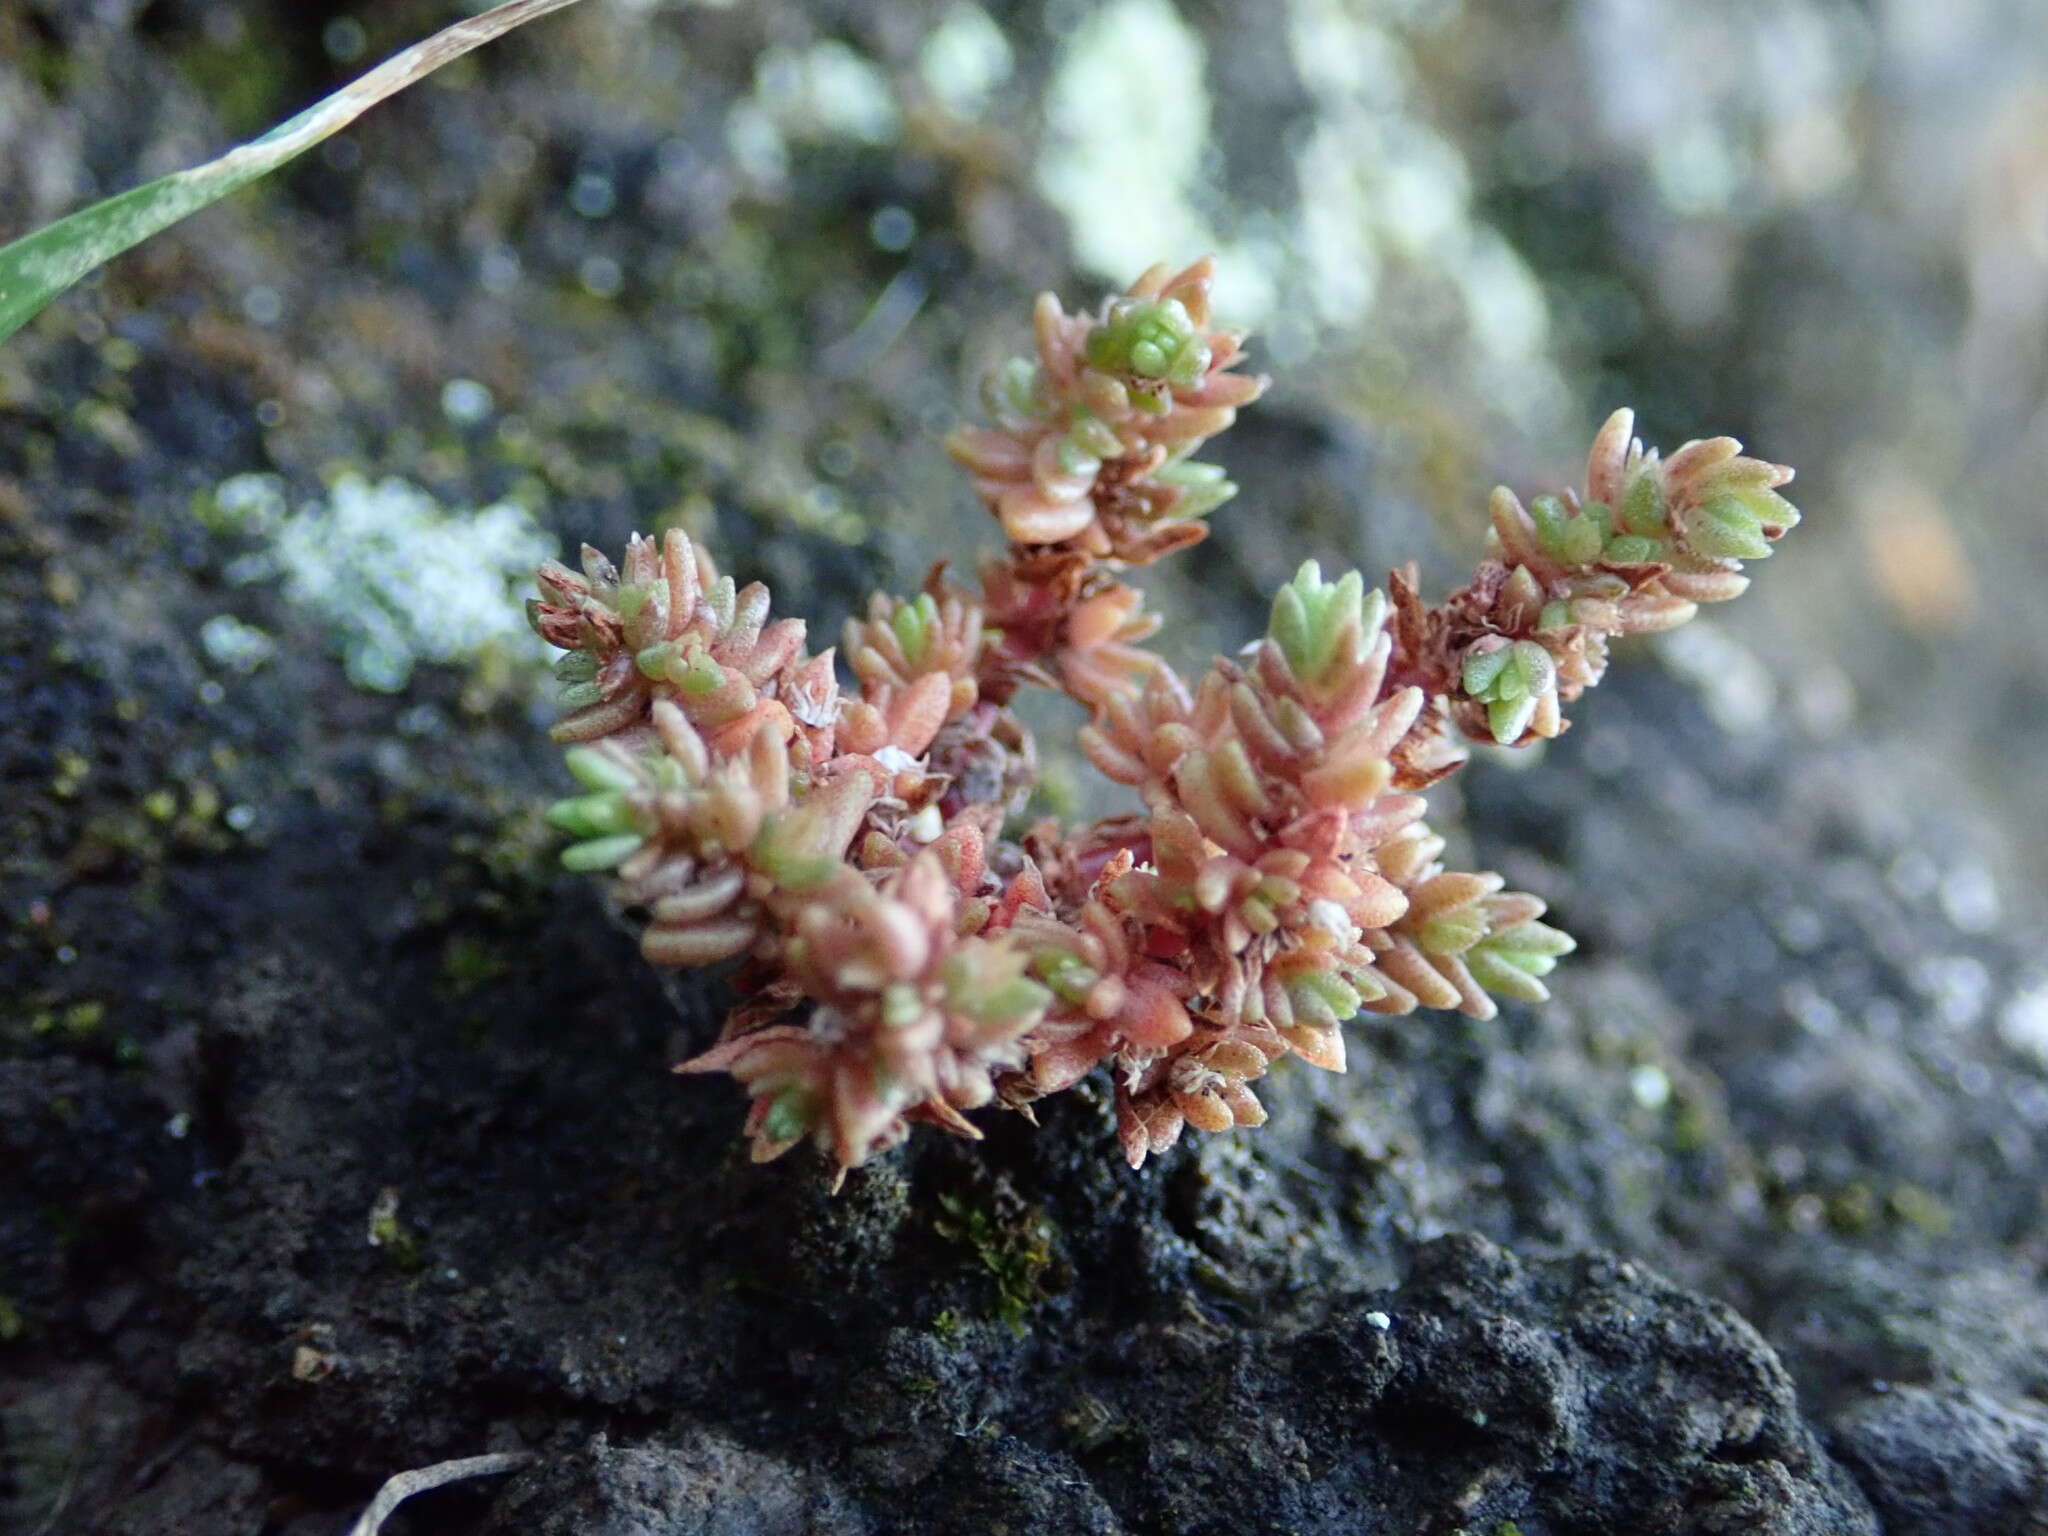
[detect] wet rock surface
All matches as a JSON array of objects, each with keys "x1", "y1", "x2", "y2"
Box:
[{"x1": 4, "y1": 5, "x2": 2047, "y2": 1533}]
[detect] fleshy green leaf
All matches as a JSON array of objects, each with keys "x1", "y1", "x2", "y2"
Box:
[
  {"x1": 1622, "y1": 471, "x2": 1667, "y2": 538},
  {"x1": 1602, "y1": 533, "x2": 1666, "y2": 564},
  {"x1": 760, "y1": 1087, "x2": 817, "y2": 1146},
  {"x1": 1416, "y1": 906, "x2": 1490, "y2": 956},
  {"x1": 564, "y1": 746, "x2": 640, "y2": 793},
  {"x1": 881, "y1": 983, "x2": 925, "y2": 1028},
  {"x1": 1715, "y1": 481, "x2": 1801, "y2": 535},
  {"x1": 669, "y1": 648, "x2": 726, "y2": 695},
  {"x1": 892, "y1": 593, "x2": 939, "y2": 666},
  {"x1": 1085, "y1": 297, "x2": 1210, "y2": 384},
  {"x1": 1466, "y1": 919, "x2": 1577, "y2": 1002},
  {"x1": 1270, "y1": 561, "x2": 1377, "y2": 685},
  {"x1": 1288, "y1": 970, "x2": 1364, "y2": 1024},
  {"x1": 1031, "y1": 951, "x2": 1100, "y2": 1007},
  {"x1": 1560, "y1": 513, "x2": 1604, "y2": 566},
  {"x1": 546, "y1": 791, "x2": 639, "y2": 839},
  {"x1": 1462, "y1": 646, "x2": 1512, "y2": 697},
  {"x1": 1509, "y1": 640, "x2": 1556, "y2": 700},
  {"x1": 560, "y1": 833, "x2": 645, "y2": 872},
  {"x1": 1487, "y1": 693, "x2": 1538, "y2": 744},
  {"x1": 1154, "y1": 458, "x2": 1236, "y2": 519},
  {"x1": 1686, "y1": 496, "x2": 1774, "y2": 560},
  {"x1": 1068, "y1": 414, "x2": 1122, "y2": 458},
  {"x1": 1269, "y1": 579, "x2": 1315, "y2": 678},
  {"x1": 1464, "y1": 947, "x2": 1549, "y2": 1002},
  {"x1": 1054, "y1": 437, "x2": 1103, "y2": 477},
  {"x1": 982, "y1": 356, "x2": 1048, "y2": 428}
]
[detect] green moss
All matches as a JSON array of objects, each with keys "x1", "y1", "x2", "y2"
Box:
[
  {"x1": 1827, "y1": 1182, "x2": 1878, "y2": 1235},
  {"x1": 24, "y1": 37, "x2": 70, "y2": 96},
  {"x1": 30, "y1": 1000, "x2": 103, "y2": 1040},
  {"x1": 368, "y1": 1189, "x2": 425, "y2": 1272},
  {"x1": 1888, "y1": 1182, "x2": 1953, "y2": 1237},
  {"x1": 440, "y1": 935, "x2": 514, "y2": 997},
  {"x1": 1190, "y1": 1252, "x2": 1256, "y2": 1303},
  {"x1": 50, "y1": 751, "x2": 89, "y2": 799},
  {"x1": 71, "y1": 776, "x2": 239, "y2": 871},
  {"x1": 1669, "y1": 1099, "x2": 1715, "y2": 1154},
  {"x1": 169, "y1": 14, "x2": 296, "y2": 138},
  {"x1": 935, "y1": 1190, "x2": 1059, "y2": 1338}
]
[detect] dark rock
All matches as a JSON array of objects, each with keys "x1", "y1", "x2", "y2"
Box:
[
  {"x1": 1275, "y1": 1236, "x2": 1876, "y2": 1535},
  {"x1": 1830, "y1": 1388, "x2": 2048, "y2": 1536},
  {"x1": 485, "y1": 1431, "x2": 867, "y2": 1536}
]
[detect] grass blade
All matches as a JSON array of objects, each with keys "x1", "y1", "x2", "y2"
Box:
[{"x1": 0, "y1": 0, "x2": 591, "y2": 345}]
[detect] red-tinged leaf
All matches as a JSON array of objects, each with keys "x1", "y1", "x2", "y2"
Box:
[{"x1": 675, "y1": 1024, "x2": 812, "y2": 1076}]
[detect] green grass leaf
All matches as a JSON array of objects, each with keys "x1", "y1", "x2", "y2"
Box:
[{"x1": 0, "y1": 0, "x2": 590, "y2": 346}]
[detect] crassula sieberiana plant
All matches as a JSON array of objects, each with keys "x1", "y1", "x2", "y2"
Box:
[{"x1": 533, "y1": 258, "x2": 1799, "y2": 1181}]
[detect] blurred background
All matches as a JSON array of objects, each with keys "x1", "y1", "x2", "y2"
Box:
[{"x1": 2, "y1": 0, "x2": 2044, "y2": 889}]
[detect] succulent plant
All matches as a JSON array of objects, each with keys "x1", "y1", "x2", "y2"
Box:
[{"x1": 534, "y1": 263, "x2": 1800, "y2": 1178}]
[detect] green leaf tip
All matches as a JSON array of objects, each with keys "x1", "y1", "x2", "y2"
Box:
[
  {"x1": 1529, "y1": 493, "x2": 1605, "y2": 567},
  {"x1": 1287, "y1": 969, "x2": 1366, "y2": 1025},
  {"x1": 546, "y1": 791, "x2": 638, "y2": 839},
  {"x1": 1621, "y1": 470, "x2": 1667, "y2": 538},
  {"x1": 1463, "y1": 639, "x2": 1557, "y2": 743},
  {"x1": 1085, "y1": 297, "x2": 1211, "y2": 386},
  {"x1": 1154, "y1": 458, "x2": 1237, "y2": 520},
  {"x1": 1032, "y1": 950, "x2": 1101, "y2": 1007},
  {"x1": 1686, "y1": 497, "x2": 1772, "y2": 560},
  {"x1": 559, "y1": 832, "x2": 645, "y2": 872},
  {"x1": 981, "y1": 355, "x2": 1049, "y2": 428},
  {"x1": 1415, "y1": 905, "x2": 1491, "y2": 956},
  {"x1": 760, "y1": 1086, "x2": 818, "y2": 1147},
  {"x1": 1602, "y1": 534, "x2": 1666, "y2": 564},
  {"x1": 1269, "y1": 561, "x2": 1381, "y2": 685},
  {"x1": 564, "y1": 746, "x2": 639, "y2": 793},
  {"x1": 1467, "y1": 920, "x2": 1576, "y2": 1003},
  {"x1": 892, "y1": 592, "x2": 941, "y2": 667},
  {"x1": 944, "y1": 943, "x2": 1053, "y2": 1028}
]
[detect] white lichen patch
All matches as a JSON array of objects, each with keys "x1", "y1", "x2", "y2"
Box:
[
  {"x1": 919, "y1": 4, "x2": 1015, "y2": 117},
  {"x1": 1911, "y1": 953, "x2": 1992, "y2": 1032},
  {"x1": 1628, "y1": 1063, "x2": 1673, "y2": 1110},
  {"x1": 1030, "y1": 0, "x2": 1558, "y2": 417},
  {"x1": 1998, "y1": 981, "x2": 2048, "y2": 1068},
  {"x1": 209, "y1": 472, "x2": 554, "y2": 693},
  {"x1": 727, "y1": 38, "x2": 901, "y2": 186},
  {"x1": 1038, "y1": 0, "x2": 1235, "y2": 309},
  {"x1": 198, "y1": 613, "x2": 277, "y2": 674}
]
